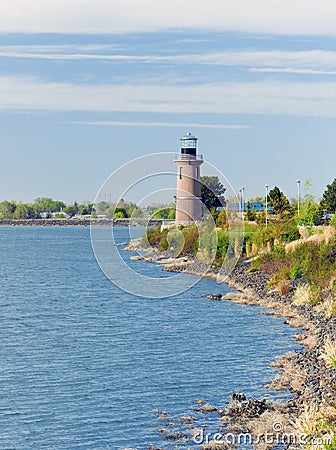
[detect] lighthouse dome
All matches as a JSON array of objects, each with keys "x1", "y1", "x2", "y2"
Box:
[{"x1": 180, "y1": 132, "x2": 198, "y2": 155}]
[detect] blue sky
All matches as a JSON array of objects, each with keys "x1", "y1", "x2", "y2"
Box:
[{"x1": 0, "y1": 1, "x2": 336, "y2": 204}]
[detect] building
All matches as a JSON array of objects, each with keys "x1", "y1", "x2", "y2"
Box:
[
  {"x1": 174, "y1": 133, "x2": 204, "y2": 224},
  {"x1": 217, "y1": 202, "x2": 273, "y2": 212}
]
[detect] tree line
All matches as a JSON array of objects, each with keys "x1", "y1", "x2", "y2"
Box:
[
  {"x1": 1, "y1": 177, "x2": 335, "y2": 222},
  {"x1": 0, "y1": 198, "x2": 94, "y2": 220}
]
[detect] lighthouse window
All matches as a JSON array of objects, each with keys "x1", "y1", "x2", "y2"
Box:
[
  {"x1": 179, "y1": 167, "x2": 183, "y2": 179},
  {"x1": 196, "y1": 167, "x2": 199, "y2": 179}
]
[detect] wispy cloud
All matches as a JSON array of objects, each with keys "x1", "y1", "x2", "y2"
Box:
[
  {"x1": 1, "y1": 46, "x2": 336, "y2": 77},
  {"x1": 250, "y1": 67, "x2": 336, "y2": 75},
  {"x1": 0, "y1": 0, "x2": 336, "y2": 35},
  {"x1": 0, "y1": 75, "x2": 336, "y2": 117},
  {"x1": 72, "y1": 121, "x2": 250, "y2": 129}
]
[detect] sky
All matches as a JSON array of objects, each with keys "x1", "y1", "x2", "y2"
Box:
[{"x1": 0, "y1": 0, "x2": 336, "y2": 204}]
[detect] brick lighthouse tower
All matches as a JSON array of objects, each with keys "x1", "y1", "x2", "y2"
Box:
[{"x1": 174, "y1": 132, "x2": 204, "y2": 224}]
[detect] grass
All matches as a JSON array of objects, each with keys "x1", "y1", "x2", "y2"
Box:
[
  {"x1": 317, "y1": 295, "x2": 336, "y2": 318},
  {"x1": 291, "y1": 284, "x2": 313, "y2": 306},
  {"x1": 294, "y1": 402, "x2": 336, "y2": 449},
  {"x1": 319, "y1": 338, "x2": 336, "y2": 368},
  {"x1": 252, "y1": 235, "x2": 336, "y2": 304},
  {"x1": 277, "y1": 279, "x2": 291, "y2": 296}
]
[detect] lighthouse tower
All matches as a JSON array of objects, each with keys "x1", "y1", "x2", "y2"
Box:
[{"x1": 174, "y1": 133, "x2": 204, "y2": 224}]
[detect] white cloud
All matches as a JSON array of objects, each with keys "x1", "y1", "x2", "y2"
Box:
[
  {"x1": 0, "y1": 0, "x2": 336, "y2": 35},
  {"x1": 72, "y1": 121, "x2": 250, "y2": 129},
  {"x1": 250, "y1": 68, "x2": 336, "y2": 75},
  {"x1": 0, "y1": 75, "x2": 336, "y2": 117},
  {"x1": 1, "y1": 46, "x2": 336, "y2": 76}
]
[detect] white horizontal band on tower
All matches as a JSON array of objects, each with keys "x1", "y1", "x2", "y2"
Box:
[{"x1": 175, "y1": 196, "x2": 202, "y2": 200}]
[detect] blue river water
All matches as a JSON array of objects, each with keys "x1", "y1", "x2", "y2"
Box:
[{"x1": 0, "y1": 226, "x2": 300, "y2": 449}]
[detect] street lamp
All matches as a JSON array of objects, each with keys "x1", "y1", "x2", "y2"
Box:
[
  {"x1": 241, "y1": 187, "x2": 245, "y2": 221},
  {"x1": 239, "y1": 189, "x2": 242, "y2": 217},
  {"x1": 297, "y1": 179, "x2": 301, "y2": 217},
  {"x1": 265, "y1": 184, "x2": 269, "y2": 227}
]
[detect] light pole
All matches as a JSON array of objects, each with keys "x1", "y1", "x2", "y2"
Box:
[
  {"x1": 241, "y1": 187, "x2": 245, "y2": 221},
  {"x1": 297, "y1": 179, "x2": 301, "y2": 217},
  {"x1": 239, "y1": 189, "x2": 242, "y2": 218},
  {"x1": 265, "y1": 184, "x2": 269, "y2": 227}
]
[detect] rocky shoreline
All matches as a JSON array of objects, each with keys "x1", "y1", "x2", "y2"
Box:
[
  {"x1": 0, "y1": 218, "x2": 166, "y2": 227},
  {"x1": 125, "y1": 242, "x2": 336, "y2": 449}
]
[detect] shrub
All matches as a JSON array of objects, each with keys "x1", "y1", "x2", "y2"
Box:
[
  {"x1": 319, "y1": 295, "x2": 336, "y2": 317},
  {"x1": 181, "y1": 224, "x2": 199, "y2": 255},
  {"x1": 295, "y1": 402, "x2": 336, "y2": 450},
  {"x1": 277, "y1": 279, "x2": 291, "y2": 296},
  {"x1": 330, "y1": 214, "x2": 336, "y2": 229},
  {"x1": 114, "y1": 207, "x2": 127, "y2": 218},
  {"x1": 291, "y1": 284, "x2": 312, "y2": 306},
  {"x1": 332, "y1": 279, "x2": 336, "y2": 291},
  {"x1": 319, "y1": 338, "x2": 336, "y2": 368},
  {"x1": 216, "y1": 209, "x2": 228, "y2": 229},
  {"x1": 290, "y1": 263, "x2": 304, "y2": 280},
  {"x1": 114, "y1": 211, "x2": 125, "y2": 219},
  {"x1": 214, "y1": 230, "x2": 230, "y2": 265},
  {"x1": 144, "y1": 225, "x2": 162, "y2": 246}
]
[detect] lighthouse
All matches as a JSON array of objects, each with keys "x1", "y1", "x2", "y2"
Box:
[{"x1": 174, "y1": 133, "x2": 204, "y2": 224}]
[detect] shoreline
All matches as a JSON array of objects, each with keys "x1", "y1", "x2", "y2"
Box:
[
  {"x1": 126, "y1": 242, "x2": 335, "y2": 448},
  {"x1": 0, "y1": 218, "x2": 168, "y2": 227}
]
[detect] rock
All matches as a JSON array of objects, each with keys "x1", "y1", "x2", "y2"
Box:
[
  {"x1": 200, "y1": 403, "x2": 217, "y2": 413},
  {"x1": 158, "y1": 413, "x2": 172, "y2": 422},
  {"x1": 201, "y1": 442, "x2": 230, "y2": 449},
  {"x1": 158, "y1": 428, "x2": 188, "y2": 441},
  {"x1": 179, "y1": 414, "x2": 195, "y2": 424}
]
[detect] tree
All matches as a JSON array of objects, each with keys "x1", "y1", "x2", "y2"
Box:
[
  {"x1": 245, "y1": 202, "x2": 256, "y2": 221},
  {"x1": 153, "y1": 207, "x2": 175, "y2": 219},
  {"x1": 114, "y1": 207, "x2": 127, "y2": 218},
  {"x1": 256, "y1": 210, "x2": 266, "y2": 226},
  {"x1": 78, "y1": 203, "x2": 93, "y2": 215},
  {"x1": 200, "y1": 176, "x2": 226, "y2": 214},
  {"x1": 96, "y1": 201, "x2": 111, "y2": 213},
  {"x1": 321, "y1": 178, "x2": 336, "y2": 213},
  {"x1": 64, "y1": 205, "x2": 77, "y2": 217},
  {"x1": 216, "y1": 209, "x2": 228, "y2": 229},
  {"x1": 53, "y1": 200, "x2": 66, "y2": 212},
  {"x1": 73, "y1": 201, "x2": 79, "y2": 215},
  {"x1": 34, "y1": 197, "x2": 65, "y2": 217},
  {"x1": 34, "y1": 197, "x2": 54, "y2": 215},
  {"x1": 114, "y1": 211, "x2": 125, "y2": 219},
  {"x1": 300, "y1": 200, "x2": 322, "y2": 226},
  {"x1": 267, "y1": 187, "x2": 292, "y2": 218},
  {"x1": 0, "y1": 201, "x2": 16, "y2": 219},
  {"x1": 13, "y1": 203, "x2": 35, "y2": 219}
]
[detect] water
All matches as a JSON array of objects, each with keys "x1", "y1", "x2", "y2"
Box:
[{"x1": 0, "y1": 226, "x2": 300, "y2": 449}]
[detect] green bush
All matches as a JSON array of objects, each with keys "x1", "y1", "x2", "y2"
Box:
[
  {"x1": 144, "y1": 225, "x2": 162, "y2": 246},
  {"x1": 290, "y1": 263, "x2": 303, "y2": 280},
  {"x1": 214, "y1": 230, "x2": 230, "y2": 265},
  {"x1": 331, "y1": 214, "x2": 336, "y2": 229},
  {"x1": 254, "y1": 236, "x2": 336, "y2": 303},
  {"x1": 181, "y1": 224, "x2": 199, "y2": 255}
]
